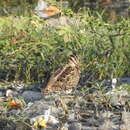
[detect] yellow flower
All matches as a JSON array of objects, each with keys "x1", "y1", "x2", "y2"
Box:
[{"x1": 33, "y1": 117, "x2": 47, "y2": 128}]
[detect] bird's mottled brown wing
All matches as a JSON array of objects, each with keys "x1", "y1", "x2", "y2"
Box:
[{"x1": 42, "y1": 55, "x2": 80, "y2": 94}]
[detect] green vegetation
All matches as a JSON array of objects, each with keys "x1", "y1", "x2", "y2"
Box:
[{"x1": 0, "y1": 1, "x2": 130, "y2": 85}]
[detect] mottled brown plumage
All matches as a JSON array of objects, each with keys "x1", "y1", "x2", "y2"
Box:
[{"x1": 42, "y1": 55, "x2": 80, "y2": 94}]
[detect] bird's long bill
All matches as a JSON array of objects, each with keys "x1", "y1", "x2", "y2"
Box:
[{"x1": 68, "y1": 55, "x2": 79, "y2": 67}]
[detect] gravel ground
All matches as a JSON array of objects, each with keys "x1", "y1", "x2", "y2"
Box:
[{"x1": 0, "y1": 80, "x2": 130, "y2": 130}]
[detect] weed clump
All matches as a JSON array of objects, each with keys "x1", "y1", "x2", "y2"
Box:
[{"x1": 0, "y1": 13, "x2": 130, "y2": 84}]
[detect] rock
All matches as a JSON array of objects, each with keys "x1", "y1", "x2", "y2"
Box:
[
  {"x1": 111, "y1": 78, "x2": 130, "y2": 88},
  {"x1": 120, "y1": 112, "x2": 130, "y2": 130},
  {"x1": 0, "y1": 97, "x2": 4, "y2": 102},
  {"x1": 101, "y1": 111, "x2": 113, "y2": 119},
  {"x1": 0, "y1": 119, "x2": 16, "y2": 130},
  {"x1": 46, "y1": 16, "x2": 80, "y2": 28},
  {"x1": 68, "y1": 122, "x2": 82, "y2": 130},
  {"x1": 81, "y1": 126, "x2": 97, "y2": 130},
  {"x1": 46, "y1": 125, "x2": 59, "y2": 130},
  {"x1": 98, "y1": 120, "x2": 117, "y2": 130},
  {"x1": 34, "y1": 0, "x2": 47, "y2": 11},
  {"x1": 15, "y1": 121, "x2": 31, "y2": 130},
  {"x1": 6, "y1": 109, "x2": 21, "y2": 116},
  {"x1": 106, "y1": 89, "x2": 129, "y2": 106},
  {"x1": 61, "y1": 1, "x2": 69, "y2": 8},
  {"x1": 81, "y1": 116, "x2": 103, "y2": 127},
  {"x1": 6, "y1": 89, "x2": 14, "y2": 97},
  {"x1": 0, "y1": 91, "x2": 3, "y2": 97},
  {"x1": 28, "y1": 84, "x2": 43, "y2": 92},
  {"x1": 22, "y1": 99, "x2": 51, "y2": 117},
  {"x1": 110, "y1": 114, "x2": 121, "y2": 125},
  {"x1": 61, "y1": 123, "x2": 69, "y2": 130},
  {"x1": 68, "y1": 111, "x2": 75, "y2": 121},
  {"x1": 6, "y1": 89, "x2": 17, "y2": 98},
  {"x1": 46, "y1": 16, "x2": 69, "y2": 27},
  {"x1": 22, "y1": 91, "x2": 43, "y2": 103},
  {"x1": 34, "y1": 0, "x2": 60, "y2": 19}
]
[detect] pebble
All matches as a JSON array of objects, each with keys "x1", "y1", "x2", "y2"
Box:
[
  {"x1": 0, "y1": 119, "x2": 16, "y2": 130},
  {"x1": 106, "y1": 89, "x2": 129, "y2": 106},
  {"x1": 68, "y1": 112, "x2": 75, "y2": 121},
  {"x1": 6, "y1": 89, "x2": 15, "y2": 98},
  {"x1": 22, "y1": 99, "x2": 52, "y2": 117},
  {"x1": 0, "y1": 91, "x2": 3, "y2": 97},
  {"x1": 22, "y1": 90, "x2": 43, "y2": 103},
  {"x1": 98, "y1": 120, "x2": 116, "y2": 130},
  {"x1": 68, "y1": 122, "x2": 82, "y2": 130}
]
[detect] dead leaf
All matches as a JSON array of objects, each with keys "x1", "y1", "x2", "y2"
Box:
[
  {"x1": 43, "y1": 6, "x2": 60, "y2": 16},
  {"x1": 7, "y1": 99, "x2": 21, "y2": 109}
]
